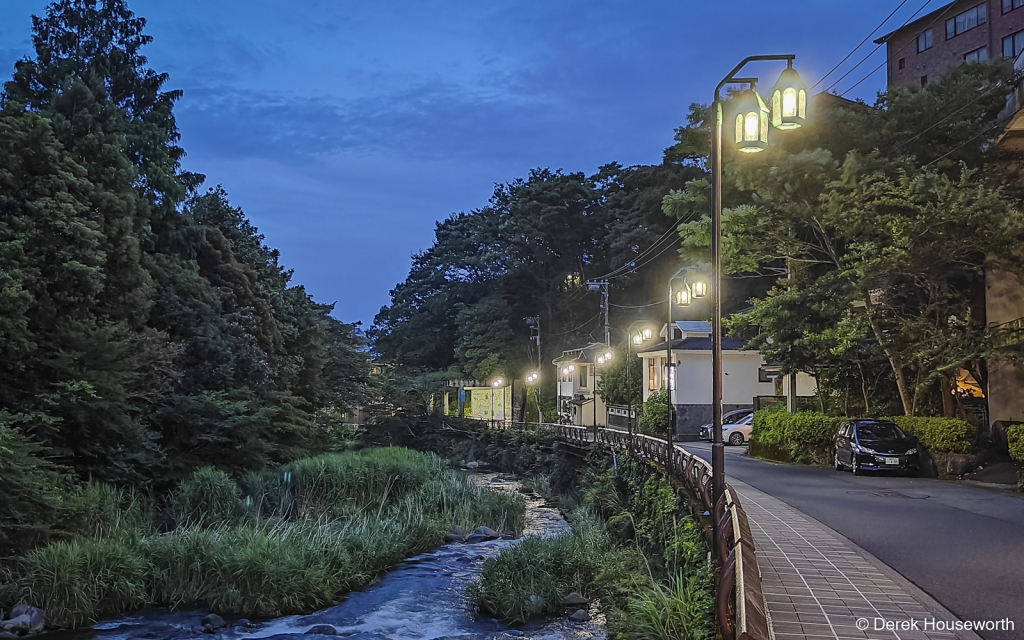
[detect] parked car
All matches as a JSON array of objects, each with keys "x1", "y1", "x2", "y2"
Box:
[
  {"x1": 722, "y1": 413, "x2": 755, "y2": 446},
  {"x1": 834, "y1": 419, "x2": 919, "y2": 476},
  {"x1": 698, "y1": 409, "x2": 754, "y2": 441}
]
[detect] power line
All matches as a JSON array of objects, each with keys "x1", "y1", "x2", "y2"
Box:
[
  {"x1": 825, "y1": 0, "x2": 936, "y2": 95},
  {"x1": 542, "y1": 312, "x2": 601, "y2": 336},
  {"x1": 610, "y1": 299, "x2": 668, "y2": 309},
  {"x1": 838, "y1": 0, "x2": 961, "y2": 98},
  {"x1": 923, "y1": 111, "x2": 1015, "y2": 167},
  {"x1": 812, "y1": 0, "x2": 912, "y2": 90}
]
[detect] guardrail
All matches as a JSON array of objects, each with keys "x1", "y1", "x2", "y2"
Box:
[{"x1": 468, "y1": 420, "x2": 769, "y2": 640}]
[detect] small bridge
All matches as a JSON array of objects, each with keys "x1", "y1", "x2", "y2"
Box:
[{"x1": 467, "y1": 421, "x2": 770, "y2": 640}]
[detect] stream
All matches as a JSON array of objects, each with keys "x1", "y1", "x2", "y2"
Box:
[{"x1": 56, "y1": 473, "x2": 605, "y2": 640}]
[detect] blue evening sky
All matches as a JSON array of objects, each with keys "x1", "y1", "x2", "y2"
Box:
[{"x1": 0, "y1": 0, "x2": 932, "y2": 327}]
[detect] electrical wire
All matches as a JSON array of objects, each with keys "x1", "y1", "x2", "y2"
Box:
[
  {"x1": 893, "y1": 79, "x2": 1010, "y2": 149},
  {"x1": 812, "y1": 0, "x2": 912, "y2": 90},
  {"x1": 923, "y1": 111, "x2": 1015, "y2": 167},
  {"x1": 825, "y1": 0, "x2": 935, "y2": 95},
  {"x1": 610, "y1": 299, "x2": 669, "y2": 309},
  {"x1": 542, "y1": 312, "x2": 601, "y2": 336},
  {"x1": 837, "y1": 0, "x2": 963, "y2": 98}
]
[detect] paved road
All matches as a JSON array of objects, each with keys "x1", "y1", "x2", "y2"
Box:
[{"x1": 681, "y1": 441, "x2": 1024, "y2": 640}]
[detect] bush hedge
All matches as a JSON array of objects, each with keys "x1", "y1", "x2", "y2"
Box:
[
  {"x1": 750, "y1": 411, "x2": 976, "y2": 464},
  {"x1": 750, "y1": 411, "x2": 843, "y2": 465},
  {"x1": 885, "y1": 416, "x2": 974, "y2": 454},
  {"x1": 1008, "y1": 425, "x2": 1024, "y2": 462}
]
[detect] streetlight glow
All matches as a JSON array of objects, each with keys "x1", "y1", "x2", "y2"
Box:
[
  {"x1": 492, "y1": 378, "x2": 503, "y2": 387},
  {"x1": 675, "y1": 287, "x2": 691, "y2": 307},
  {"x1": 770, "y1": 62, "x2": 809, "y2": 130},
  {"x1": 692, "y1": 281, "x2": 708, "y2": 298},
  {"x1": 734, "y1": 87, "x2": 770, "y2": 153}
]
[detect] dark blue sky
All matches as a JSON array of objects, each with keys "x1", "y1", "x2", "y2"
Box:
[{"x1": 0, "y1": 0, "x2": 930, "y2": 327}]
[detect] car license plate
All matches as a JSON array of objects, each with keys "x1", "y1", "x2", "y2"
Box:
[{"x1": 885, "y1": 457, "x2": 899, "y2": 465}]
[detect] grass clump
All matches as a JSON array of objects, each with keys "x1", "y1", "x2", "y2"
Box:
[{"x1": 2, "y1": 447, "x2": 525, "y2": 626}]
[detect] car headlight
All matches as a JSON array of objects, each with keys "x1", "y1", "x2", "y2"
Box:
[
  {"x1": 853, "y1": 444, "x2": 876, "y2": 455},
  {"x1": 906, "y1": 448, "x2": 917, "y2": 455}
]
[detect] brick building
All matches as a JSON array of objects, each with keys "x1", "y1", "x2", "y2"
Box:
[{"x1": 876, "y1": 0, "x2": 1024, "y2": 87}]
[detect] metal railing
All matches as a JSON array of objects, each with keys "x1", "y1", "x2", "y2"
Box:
[{"x1": 465, "y1": 419, "x2": 769, "y2": 640}]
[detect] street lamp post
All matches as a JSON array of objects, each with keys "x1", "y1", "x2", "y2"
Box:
[
  {"x1": 666, "y1": 267, "x2": 707, "y2": 475},
  {"x1": 491, "y1": 377, "x2": 504, "y2": 429},
  {"x1": 626, "y1": 322, "x2": 652, "y2": 443},
  {"x1": 526, "y1": 371, "x2": 540, "y2": 427},
  {"x1": 708, "y1": 56, "x2": 807, "y2": 559},
  {"x1": 595, "y1": 350, "x2": 612, "y2": 432}
]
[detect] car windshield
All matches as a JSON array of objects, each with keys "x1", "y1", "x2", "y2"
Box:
[{"x1": 856, "y1": 422, "x2": 906, "y2": 441}]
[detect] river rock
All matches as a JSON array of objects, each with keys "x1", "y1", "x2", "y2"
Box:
[
  {"x1": 201, "y1": 614, "x2": 226, "y2": 630},
  {"x1": 465, "y1": 534, "x2": 487, "y2": 544},
  {"x1": 568, "y1": 609, "x2": 591, "y2": 622},
  {"x1": 490, "y1": 476, "x2": 503, "y2": 483},
  {"x1": 445, "y1": 525, "x2": 467, "y2": 542},
  {"x1": 234, "y1": 619, "x2": 253, "y2": 629},
  {"x1": 563, "y1": 592, "x2": 589, "y2": 606},
  {"x1": 8, "y1": 605, "x2": 44, "y2": 635},
  {"x1": 466, "y1": 461, "x2": 481, "y2": 469},
  {"x1": 473, "y1": 526, "x2": 499, "y2": 539},
  {"x1": 1, "y1": 616, "x2": 33, "y2": 636},
  {"x1": 0, "y1": 632, "x2": 18, "y2": 640},
  {"x1": 304, "y1": 625, "x2": 338, "y2": 635}
]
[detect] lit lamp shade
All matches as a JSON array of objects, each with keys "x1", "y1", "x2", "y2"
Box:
[
  {"x1": 733, "y1": 87, "x2": 769, "y2": 153},
  {"x1": 642, "y1": 328, "x2": 652, "y2": 340},
  {"x1": 633, "y1": 333, "x2": 643, "y2": 346},
  {"x1": 675, "y1": 287, "x2": 691, "y2": 307},
  {"x1": 692, "y1": 281, "x2": 708, "y2": 298},
  {"x1": 770, "y1": 64, "x2": 808, "y2": 130}
]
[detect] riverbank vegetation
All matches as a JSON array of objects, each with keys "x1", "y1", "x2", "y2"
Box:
[
  {"x1": 469, "y1": 453, "x2": 714, "y2": 640},
  {"x1": 0, "y1": 448, "x2": 525, "y2": 628}
]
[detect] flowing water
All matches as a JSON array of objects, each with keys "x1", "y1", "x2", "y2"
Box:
[{"x1": 57, "y1": 473, "x2": 604, "y2": 640}]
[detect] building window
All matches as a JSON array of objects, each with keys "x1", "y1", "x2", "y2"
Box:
[
  {"x1": 1004, "y1": 30, "x2": 1024, "y2": 57},
  {"x1": 917, "y1": 29, "x2": 933, "y2": 52},
  {"x1": 898, "y1": 57, "x2": 906, "y2": 69},
  {"x1": 921, "y1": 75, "x2": 928, "y2": 86},
  {"x1": 1004, "y1": 0, "x2": 1024, "y2": 13},
  {"x1": 964, "y1": 46, "x2": 988, "y2": 62},
  {"x1": 648, "y1": 358, "x2": 657, "y2": 390},
  {"x1": 946, "y1": 4, "x2": 986, "y2": 39},
  {"x1": 579, "y1": 364, "x2": 588, "y2": 389}
]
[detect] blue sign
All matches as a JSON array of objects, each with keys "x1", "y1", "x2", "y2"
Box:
[{"x1": 459, "y1": 389, "x2": 466, "y2": 403}]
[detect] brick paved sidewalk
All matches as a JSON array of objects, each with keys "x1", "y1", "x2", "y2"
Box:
[{"x1": 731, "y1": 480, "x2": 985, "y2": 640}]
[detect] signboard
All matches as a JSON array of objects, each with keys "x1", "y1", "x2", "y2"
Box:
[{"x1": 467, "y1": 387, "x2": 512, "y2": 420}]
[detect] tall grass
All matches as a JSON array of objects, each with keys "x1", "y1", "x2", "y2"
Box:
[
  {"x1": 628, "y1": 572, "x2": 714, "y2": 640},
  {"x1": 469, "y1": 509, "x2": 611, "y2": 622},
  {"x1": 2, "y1": 447, "x2": 525, "y2": 626}
]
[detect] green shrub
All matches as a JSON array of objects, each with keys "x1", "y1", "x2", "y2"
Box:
[
  {"x1": 10, "y1": 538, "x2": 149, "y2": 627},
  {"x1": 638, "y1": 390, "x2": 670, "y2": 435},
  {"x1": 469, "y1": 509, "x2": 612, "y2": 622},
  {"x1": 750, "y1": 411, "x2": 845, "y2": 464},
  {"x1": 1008, "y1": 425, "x2": 1024, "y2": 462},
  {"x1": 170, "y1": 467, "x2": 248, "y2": 528},
  {"x1": 628, "y1": 572, "x2": 714, "y2": 640},
  {"x1": 887, "y1": 416, "x2": 974, "y2": 454}
]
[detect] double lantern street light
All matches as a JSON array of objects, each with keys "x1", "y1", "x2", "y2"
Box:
[
  {"x1": 525, "y1": 371, "x2": 540, "y2": 426},
  {"x1": 706, "y1": 56, "x2": 808, "y2": 558},
  {"x1": 626, "y1": 322, "x2": 654, "y2": 443},
  {"x1": 490, "y1": 377, "x2": 504, "y2": 429}
]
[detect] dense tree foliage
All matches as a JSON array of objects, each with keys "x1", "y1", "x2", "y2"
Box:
[
  {"x1": 670, "y1": 62, "x2": 1024, "y2": 417},
  {"x1": 0, "y1": 0, "x2": 367, "y2": 508}
]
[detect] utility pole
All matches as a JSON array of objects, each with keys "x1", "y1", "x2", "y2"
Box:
[
  {"x1": 525, "y1": 316, "x2": 541, "y2": 424},
  {"x1": 586, "y1": 280, "x2": 610, "y2": 346}
]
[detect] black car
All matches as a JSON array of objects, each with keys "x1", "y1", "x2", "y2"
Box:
[
  {"x1": 834, "y1": 419, "x2": 919, "y2": 476},
  {"x1": 698, "y1": 409, "x2": 754, "y2": 441}
]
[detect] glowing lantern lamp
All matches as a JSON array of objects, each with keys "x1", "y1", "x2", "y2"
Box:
[
  {"x1": 770, "y1": 61, "x2": 808, "y2": 130},
  {"x1": 675, "y1": 287, "x2": 691, "y2": 307},
  {"x1": 692, "y1": 280, "x2": 708, "y2": 298},
  {"x1": 734, "y1": 86, "x2": 769, "y2": 153}
]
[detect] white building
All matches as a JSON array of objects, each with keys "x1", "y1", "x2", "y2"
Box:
[
  {"x1": 637, "y1": 321, "x2": 815, "y2": 439},
  {"x1": 553, "y1": 342, "x2": 614, "y2": 427}
]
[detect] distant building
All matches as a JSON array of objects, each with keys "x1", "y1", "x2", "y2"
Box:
[
  {"x1": 875, "y1": 0, "x2": 1024, "y2": 88},
  {"x1": 553, "y1": 342, "x2": 614, "y2": 427}
]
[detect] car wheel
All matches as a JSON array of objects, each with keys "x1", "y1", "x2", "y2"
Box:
[
  {"x1": 834, "y1": 451, "x2": 844, "y2": 471},
  {"x1": 852, "y1": 459, "x2": 863, "y2": 476},
  {"x1": 728, "y1": 432, "x2": 744, "y2": 446}
]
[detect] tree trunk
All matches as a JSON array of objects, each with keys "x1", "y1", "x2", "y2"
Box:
[
  {"x1": 864, "y1": 304, "x2": 914, "y2": 416},
  {"x1": 940, "y1": 377, "x2": 956, "y2": 419}
]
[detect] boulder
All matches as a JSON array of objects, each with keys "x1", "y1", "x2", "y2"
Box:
[
  {"x1": 1, "y1": 616, "x2": 32, "y2": 635},
  {"x1": 234, "y1": 619, "x2": 253, "y2": 628},
  {"x1": 445, "y1": 525, "x2": 467, "y2": 543},
  {"x1": 202, "y1": 625, "x2": 215, "y2": 634},
  {"x1": 201, "y1": 614, "x2": 226, "y2": 630},
  {"x1": 568, "y1": 609, "x2": 591, "y2": 622},
  {"x1": 473, "y1": 526, "x2": 499, "y2": 539},
  {"x1": 8, "y1": 606, "x2": 44, "y2": 635},
  {"x1": 466, "y1": 461, "x2": 481, "y2": 469},
  {"x1": 464, "y1": 534, "x2": 487, "y2": 544},
  {"x1": 304, "y1": 625, "x2": 338, "y2": 635},
  {"x1": 563, "y1": 592, "x2": 589, "y2": 606},
  {"x1": 0, "y1": 632, "x2": 19, "y2": 640},
  {"x1": 946, "y1": 453, "x2": 979, "y2": 477}
]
